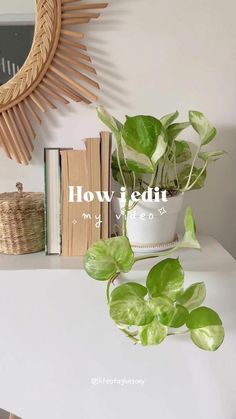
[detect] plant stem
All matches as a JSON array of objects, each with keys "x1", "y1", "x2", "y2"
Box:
[
  {"x1": 132, "y1": 172, "x2": 136, "y2": 191},
  {"x1": 122, "y1": 192, "x2": 130, "y2": 236},
  {"x1": 128, "y1": 169, "x2": 160, "y2": 212},
  {"x1": 173, "y1": 153, "x2": 179, "y2": 190},
  {"x1": 128, "y1": 199, "x2": 139, "y2": 211},
  {"x1": 167, "y1": 329, "x2": 189, "y2": 336},
  {"x1": 106, "y1": 273, "x2": 119, "y2": 304},
  {"x1": 183, "y1": 145, "x2": 201, "y2": 191},
  {"x1": 150, "y1": 166, "x2": 158, "y2": 188},
  {"x1": 121, "y1": 166, "x2": 161, "y2": 236},
  {"x1": 119, "y1": 327, "x2": 139, "y2": 344},
  {"x1": 160, "y1": 160, "x2": 165, "y2": 188},
  {"x1": 185, "y1": 161, "x2": 208, "y2": 191},
  {"x1": 106, "y1": 278, "x2": 113, "y2": 304},
  {"x1": 117, "y1": 142, "x2": 127, "y2": 186},
  {"x1": 114, "y1": 140, "x2": 130, "y2": 237}
]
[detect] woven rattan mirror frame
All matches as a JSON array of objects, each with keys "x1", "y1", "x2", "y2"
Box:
[{"x1": 0, "y1": 0, "x2": 108, "y2": 165}]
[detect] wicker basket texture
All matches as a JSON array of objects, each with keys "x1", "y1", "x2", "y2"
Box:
[{"x1": 0, "y1": 183, "x2": 45, "y2": 255}]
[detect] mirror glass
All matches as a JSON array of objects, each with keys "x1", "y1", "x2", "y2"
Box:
[{"x1": 0, "y1": 0, "x2": 35, "y2": 86}]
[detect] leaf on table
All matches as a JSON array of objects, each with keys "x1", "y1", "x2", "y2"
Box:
[
  {"x1": 159, "y1": 304, "x2": 189, "y2": 328},
  {"x1": 110, "y1": 282, "x2": 154, "y2": 326},
  {"x1": 177, "y1": 282, "x2": 206, "y2": 310},
  {"x1": 84, "y1": 237, "x2": 134, "y2": 281},
  {"x1": 186, "y1": 306, "x2": 224, "y2": 351},
  {"x1": 146, "y1": 258, "x2": 184, "y2": 300},
  {"x1": 139, "y1": 318, "x2": 168, "y2": 345}
]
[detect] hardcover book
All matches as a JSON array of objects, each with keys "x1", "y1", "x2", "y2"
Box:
[
  {"x1": 100, "y1": 131, "x2": 112, "y2": 239},
  {"x1": 60, "y1": 150, "x2": 89, "y2": 256},
  {"x1": 85, "y1": 137, "x2": 101, "y2": 247},
  {"x1": 44, "y1": 132, "x2": 112, "y2": 257},
  {"x1": 44, "y1": 148, "x2": 61, "y2": 255}
]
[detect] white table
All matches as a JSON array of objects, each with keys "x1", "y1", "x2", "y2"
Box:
[{"x1": 0, "y1": 235, "x2": 235, "y2": 419}]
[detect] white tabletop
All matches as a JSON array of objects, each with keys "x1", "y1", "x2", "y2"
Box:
[
  {"x1": 0, "y1": 235, "x2": 235, "y2": 273},
  {"x1": 0, "y1": 236, "x2": 235, "y2": 419}
]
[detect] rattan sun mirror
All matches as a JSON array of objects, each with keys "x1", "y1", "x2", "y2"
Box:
[{"x1": 0, "y1": 0, "x2": 108, "y2": 165}]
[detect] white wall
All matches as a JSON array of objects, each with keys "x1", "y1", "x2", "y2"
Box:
[
  {"x1": 0, "y1": 0, "x2": 236, "y2": 257},
  {"x1": 0, "y1": 0, "x2": 34, "y2": 15}
]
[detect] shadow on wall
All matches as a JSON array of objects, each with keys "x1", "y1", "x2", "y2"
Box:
[
  {"x1": 0, "y1": 0, "x2": 131, "y2": 168},
  {"x1": 15, "y1": 0, "x2": 132, "y2": 166},
  {"x1": 81, "y1": 0, "x2": 132, "y2": 109},
  {"x1": 178, "y1": 126, "x2": 236, "y2": 258}
]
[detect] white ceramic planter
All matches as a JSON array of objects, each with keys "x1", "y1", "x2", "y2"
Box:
[{"x1": 113, "y1": 193, "x2": 184, "y2": 253}]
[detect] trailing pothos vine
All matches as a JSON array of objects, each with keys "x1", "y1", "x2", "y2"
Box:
[{"x1": 83, "y1": 108, "x2": 225, "y2": 351}]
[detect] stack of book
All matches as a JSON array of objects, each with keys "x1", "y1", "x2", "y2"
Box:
[{"x1": 44, "y1": 132, "x2": 112, "y2": 256}]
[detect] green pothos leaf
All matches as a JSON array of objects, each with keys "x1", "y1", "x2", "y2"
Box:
[
  {"x1": 111, "y1": 282, "x2": 147, "y2": 301},
  {"x1": 190, "y1": 326, "x2": 225, "y2": 351},
  {"x1": 159, "y1": 304, "x2": 189, "y2": 328},
  {"x1": 97, "y1": 106, "x2": 123, "y2": 144},
  {"x1": 186, "y1": 307, "x2": 222, "y2": 329},
  {"x1": 160, "y1": 111, "x2": 179, "y2": 128},
  {"x1": 110, "y1": 283, "x2": 154, "y2": 326},
  {"x1": 139, "y1": 318, "x2": 168, "y2": 345},
  {"x1": 186, "y1": 307, "x2": 224, "y2": 351},
  {"x1": 121, "y1": 139, "x2": 155, "y2": 173},
  {"x1": 178, "y1": 164, "x2": 207, "y2": 190},
  {"x1": 146, "y1": 258, "x2": 184, "y2": 300},
  {"x1": 177, "y1": 282, "x2": 206, "y2": 310},
  {"x1": 122, "y1": 115, "x2": 168, "y2": 172},
  {"x1": 180, "y1": 207, "x2": 201, "y2": 250},
  {"x1": 111, "y1": 150, "x2": 134, "y2": 186},
  {"x1": 198, "y1": 150, "x2": 225, "y2": 162},
  {"x1": 167, "y1": 122, "x2": 190, "y2": 145},
  {"x1": 174, "y1": 140, "x2": 192, "y2": 163},
  {"x1": 84, "y1": 237, "x2": 134, "y2": 281},
  {"x1": 189, "y1": 111, "x2": 217, "y2": 146},
  {"x1": 148, "y1": 296, "x2": 173, "y2": 316}
]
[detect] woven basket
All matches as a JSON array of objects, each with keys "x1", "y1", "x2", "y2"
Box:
[{"x1": 0, "y1": 183, "x2": 45, "y2": 255}]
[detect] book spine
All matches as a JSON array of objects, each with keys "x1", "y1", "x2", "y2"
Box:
[
  {"x1": 57, "y1": 151, "x2": 62, "y2": 256},
  {"x1": 85, "y1": 138, "x2": 101, "y2": 247},
  {"x1": 59, "y1": 151, "x2": 62, "y2": 255},
  {"x1": 60, "y1": 151, "x2": 69, "y2": 256},
  {"x1": 61, "y1": 150, "x2": 90, "y2": 256},
  {"x1": 44, "y1": 148, "x2": 61, "y2": 255},
  {"x1": 100, "y1": 131, "x2": 112, "y2": 239}
]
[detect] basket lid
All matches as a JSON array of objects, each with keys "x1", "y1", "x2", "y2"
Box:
[{"x1": 0, "y1": 183, "x2": 44, "y2": 212}]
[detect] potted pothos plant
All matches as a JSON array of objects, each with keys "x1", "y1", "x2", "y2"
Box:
[
  {"x1": 97, "y1": 106, "x2": 225, "y2": 251},
  {"x1": 83, "y1": 208, "x2": 225, "y2": 351}
]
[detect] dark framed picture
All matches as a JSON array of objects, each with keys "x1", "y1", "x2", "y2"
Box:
[{"x1": 0, "y1": 15, "x2": 34, "y2": 85}]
